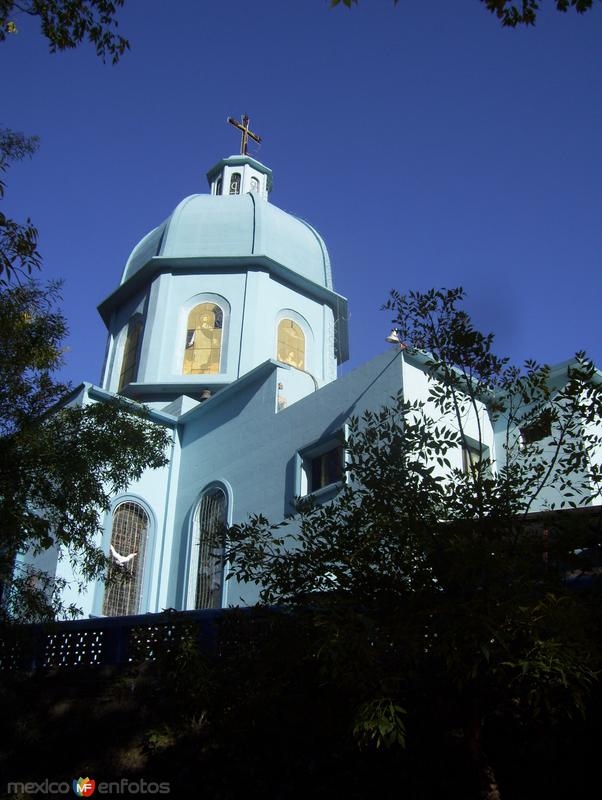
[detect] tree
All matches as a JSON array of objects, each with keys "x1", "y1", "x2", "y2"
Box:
[
  {"x1": 1, "y1": 0, "x2": 130, "y2": 279},
  {"x1": 331, "y1": 0, "x2": 598, "y2": 27},
  {"x1": 0, "y1": 128, "x2": 41, "y2": 285},
  {"x1": 227, "y1": 288, "x2": 601, "y2": 799},
  {"x1": 0, "y1": 280, "x2": 171, "y2": 622},
  {"x1": 0, "y1": 3, "x2": 161, "y2": 624},
  {"x1": 0, "y1": 0, "x2": 129, "y2": 63}
]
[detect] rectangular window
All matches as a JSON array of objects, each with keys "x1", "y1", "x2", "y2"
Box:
[
  {"x1": 520, "y1": 410, "x2": 552, "y2": 446},
  {"x1": 299, "y1": 432, "x2": 346, "y2": 496},
  {"x1": 462, "y1": 442, "x2": 482, "y2": 474},
  {"x1": 462, "y1": 439, "x2": 491, "y2": 475},
  {"x1": 118, "y1": 316, "x2": 143, "y2": 391},
  {"x1": 309, "y1": 445, "x2": 344, "y2": 492}
]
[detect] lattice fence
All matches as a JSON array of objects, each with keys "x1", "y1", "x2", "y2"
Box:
[
  {"x1": 0, "y1": 609, "x2": 226, "y2": 672},
  {"x1": 128, "y1": 622, "x2": 184, "y2": 662},
  {"x1": 43, "y1": 629, "x2": 105, "y2": 668}
]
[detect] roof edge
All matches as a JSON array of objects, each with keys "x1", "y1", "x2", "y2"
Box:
[{"x1": 178, "y1": 359, "x2": 285, "y2": 424}]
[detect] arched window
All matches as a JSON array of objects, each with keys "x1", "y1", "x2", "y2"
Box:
[
  {"x1": 103, "y1": 501, "x2": 148, "y2": 617},
  {"x1": 191, "y1": 487, "x2": 227, "y2": 609},
  {"x1": 250, "y1": 176, "x2": 260, "y2": 194},
  {"x1": 118, "y1": 316, "x2": 143, "y2": 390},
  {"x1": 215, "y1": 176, "x2": 222, "y2": 195},
  {"x1": 229, "y1": 172, "x2": 241, "y2": 195},
  {"x1": 183, "y1": 303, "x2": 223, "y2": 374},
  {"x1": 277, "y1": 319, "x2": 305, "y2": 370}
]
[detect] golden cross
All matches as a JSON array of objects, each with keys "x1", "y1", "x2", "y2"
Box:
[{"x1": 227, "y1": 114, "x2": 261, "y2": 156}]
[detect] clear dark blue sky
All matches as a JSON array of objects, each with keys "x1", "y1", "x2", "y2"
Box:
[{"x1": 3, "y1": 0, "x2": 601, "y2": 386}]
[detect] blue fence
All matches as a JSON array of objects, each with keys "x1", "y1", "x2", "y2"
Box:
[{"x1": 0, "y1": 608, "x2": 231, "y2": 671}]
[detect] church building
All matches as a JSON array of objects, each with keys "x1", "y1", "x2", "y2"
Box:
[{"x1": 34, "y1": 119, "x2": 598, "y2": 620}]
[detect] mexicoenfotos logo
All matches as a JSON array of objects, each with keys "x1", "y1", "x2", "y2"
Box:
[
  {"x1": 73, "y1": 777, "x2": 96, "y2": 796},
  {"x1": 6, "y1": 777, "x2": 170, "y2": 795}
]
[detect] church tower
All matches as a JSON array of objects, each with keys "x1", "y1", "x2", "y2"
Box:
[
  {"x1": 44, "y1": 120, "x2": 356, "y2": 619},
  {"x1": 96, "y1": 118, "x2": 349, "y2": 411},
  {"x1": 18, "y1": 120, "x2": 593, "y2": 626}
]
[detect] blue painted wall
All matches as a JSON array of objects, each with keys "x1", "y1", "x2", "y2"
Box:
[{"x1": 170, "y1": 349, "x2": 404, "y2": 608}]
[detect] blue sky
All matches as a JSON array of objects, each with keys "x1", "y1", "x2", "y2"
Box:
[{"x1": 3, "y1": 0, "x2": 601, "y2": 386}]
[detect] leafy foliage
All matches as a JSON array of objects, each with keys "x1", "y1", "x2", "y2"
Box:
[
  {"x1": 330, "y1": 0, "x2": 597, "y2": 26},
  {"x1": 227, "y1": 287, "x2": 601, "y2": 798},
  {"x1": 0, "y1": 128, "x2": 41, "y2": 285},
  {"x1": 0, "y1": 0, "x2": 129, "y2": 63},
  {"x1": 353, "y1": 698, "x2": 407, "y2": 749},
  {"x1": 1, "y1": 1, "x2": 129, "y2": 276},
  {"x1": 0, "y1": 280, "x2": 171, "y2": 622},
  {"x1": 481, "y1": 0, "x2": 595, "y2": 25},
  {"x1": 0, "y1": 2, "x2": 149, "y2": 623}
]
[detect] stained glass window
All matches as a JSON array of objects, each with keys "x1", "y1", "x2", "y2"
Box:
[
  {"x1": 229, "y1": 172, "x2": 241, "y2": 195},
  {"x1": 277, "y1": 319, "x2": 305, "y2": 370},
  {"x1": 182, "y1": 303, "x2": 223, "y2": 375},
  {"x1": 103, "y1": 502, "x2": 148, "y2": 617},
  {"x1": 193, "y1": 488, "x2": 227, "y2": 609},
  {"x1": 118, "y1": 316, "x2": 143, "y2": 390},
  {"x1": 250, "y1": 176, "x2": 260, "y2": 193}
]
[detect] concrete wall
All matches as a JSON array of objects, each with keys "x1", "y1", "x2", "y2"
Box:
[
  {"x1": 401, "y1": 352, "x2": 496, "y2": 475},
  {"x1": 49, "y1": 386, "x2": 178, "y2": 619},
  {"x1": 169, "y1": 350, "x2": 405, "y2": 609},
  {"x1": 36, "y1": 349, "x2": 598, "y2": 621}
]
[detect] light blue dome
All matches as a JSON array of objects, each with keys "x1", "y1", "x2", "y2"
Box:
[{"x1": 122, "y1": 194, "x2": 333, "y2": 289}]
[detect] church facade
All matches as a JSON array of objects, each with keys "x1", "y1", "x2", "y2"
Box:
[{"x1": 28, "y1": 141, "x2": 599, "y2": 620}]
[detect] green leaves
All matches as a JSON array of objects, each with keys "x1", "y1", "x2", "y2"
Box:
[
  {"x1": 0, "y1": 280, "x2": 171, "y2": 622},
  {"x1": 227, "y1": 285, "x2": 601, "y2": 765},
  {"x1": 500, "y1": 594, "x2": 599, "y2": 719},
  {"x1": 329, "y1": 0, "x2": 596, "y2": 27},
  {"x1": 239, "y1": 290, "x2": 602, "y2": 787},
  {"x1": 0, "y1": 129, "x2": 41, "y2": 285},
  {"x1": 353, "y1": 698, "x2": 407, "y2": 750},
  {"x1": 0, "y1": 1, "x2": 129, "y2": 63},
  {"x1": 482, "y1": 0, "x2": 595, "y2": 27},
  {"x1": 0, "y1": 280, "x2": 68, "y2": 435}
]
